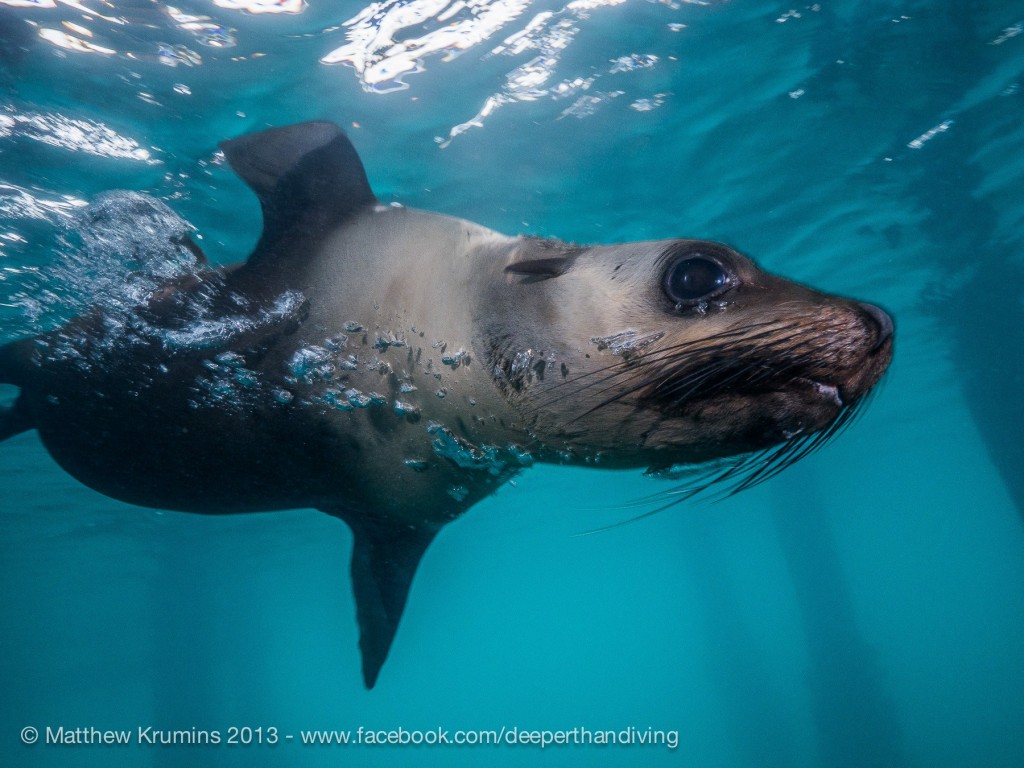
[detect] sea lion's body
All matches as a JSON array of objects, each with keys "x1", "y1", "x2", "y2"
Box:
[
  {"x1": 0, "y1": 121, "x2": 893, "y2": 687},
  {"x1": 15, "y1": 207, "x2": 523, "y2": 520}
]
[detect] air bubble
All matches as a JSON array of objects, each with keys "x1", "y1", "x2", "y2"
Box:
[
  {"x1": 441, "y1": 349, "x2": 469, "y2": 368},
  {"x1": 345, "y1": 388, "x2": 372, "y2": 408},
  {"x1": 507, "y1": 443, "x2": 534, "y2": 467},
  {"x1": 214, "y1": 351, "x2": 245, "y2": 367},
  {"x1": 374, "y1": 332, "x2": 406, "y2": 350},
  {"x1": 428, "y1": 422, "x2": 507, "y2": 475},
  {"x1": 288, "y1": 345, "x2": 334, "y2": 382},
  {"x1": 233, "y1": 369, "x2": 258, "y2": 389},
  {"x1": 324, "y1": 334, "x2": 348, "y2": 351},
  {"x1": 322, "y1": 389, "x2": 354, "y2": 411},
  {"x1": 394, "y1": 400, "x2": 420, "y2": 418},
  {"x1": 367, "y1": 358, "x2": 392, "y2": 375},
  {"x1": 510, "y1": 349, "x2": 533, "y2": 375}
]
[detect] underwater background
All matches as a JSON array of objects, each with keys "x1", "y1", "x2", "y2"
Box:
[{"x1": 1, "y1": 1, "x2": 1023, "y2": 766}]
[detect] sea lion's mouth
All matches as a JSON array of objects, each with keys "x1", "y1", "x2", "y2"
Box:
[
  {"x1": 790, "y1": 376, "x2": 844, "y2": 408},
  {"x1": 643, "y1": 360, "x2": 850, "y2": 416}
]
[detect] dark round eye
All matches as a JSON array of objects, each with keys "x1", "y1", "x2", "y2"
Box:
[{"x1": 663, "y1": 256, "x2": 730, "y2": 304}]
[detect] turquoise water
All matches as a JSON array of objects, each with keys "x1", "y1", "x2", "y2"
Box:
[{"x1": 1, "y1": 1, "x2": 1023, "y2": 767}]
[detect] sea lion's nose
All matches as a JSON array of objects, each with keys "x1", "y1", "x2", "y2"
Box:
[{"x1": 857, "y1": 302, "x2": 894, "y2": 353}]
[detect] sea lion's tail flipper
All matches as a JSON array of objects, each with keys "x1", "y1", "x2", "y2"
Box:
[
  {"x1": 219, "y1": 121, "x2": 377, "y2": 267},
  {"x1": 0, "y1": 339, "x2": 34, "y2": 441},
  {"x1": 329, "y1": 512, "x2": 438, "y2": 689}
]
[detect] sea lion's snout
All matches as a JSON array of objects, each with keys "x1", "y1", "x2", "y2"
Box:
[{"x1": 857, "y1": 301, "x2": 895, "y2": 354}]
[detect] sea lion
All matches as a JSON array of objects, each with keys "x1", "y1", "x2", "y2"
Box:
[{"x1": 0, "y1": 121, "x2": 893, "y2": 687}]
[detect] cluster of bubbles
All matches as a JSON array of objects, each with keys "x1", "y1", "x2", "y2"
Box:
[
  {"x1": 428, "y1": 420, "x2": 509, "y2": 476},
  {"x1": 590, "y1": 329, "x2": 664, "y2": 357},
  {"x1": 428, "y1": 420, "x2": 534, "y2": 476},
  {"x1": 193, "y1": 350, "x2": 262, "y2": 411},
  {"x1": 279, "y1": 331, "x2": 399, "y2": 415},
  {"x1": 10, "y1": 191, "x2": 203, "y2": 332}
]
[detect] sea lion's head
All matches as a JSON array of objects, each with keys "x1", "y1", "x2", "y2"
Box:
[{"x1": 494, "y1": 237, "x2": 893, "y2": 476}]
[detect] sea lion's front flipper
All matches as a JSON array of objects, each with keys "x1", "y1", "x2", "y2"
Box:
[
  {"x1": 219, "y1": 121, "x2": 377, "y2": 263},
  {"x1": 327, "y1": 511, "x2": 439, "y2": 689}
]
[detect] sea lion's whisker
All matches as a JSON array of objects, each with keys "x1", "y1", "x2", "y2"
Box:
[
  {"x1": 528, "y1": 335, "x2": 715, "y2": 410},
  {"x1": 574, "y1": 348, "x2": 751, "y2": 418},
  {"x1": 572, "y1": 345, "x2": 777, "y2": 421},
  {"x1": 729, "y1": 438, "x2": 808, "y2": 494},
  {"x1": 531, "y1": 340, "x2": 717, "y2": 413},
  {"x1": 530, "y1": 320, "x2": 795, "y2": 412},
  {"x1": 580, "y1": 400, "x2": 861, "y2": 531},
  {"x1": 568, "y1": 459, "x2": 766, "y2": 534},
  {"x1": 732, "y1": 402, "x2": 864, "y2": 494}
]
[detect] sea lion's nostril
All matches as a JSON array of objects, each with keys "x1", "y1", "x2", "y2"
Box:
[{"x1": 857, "y1": 302, "x2": 894, "y2": 353}]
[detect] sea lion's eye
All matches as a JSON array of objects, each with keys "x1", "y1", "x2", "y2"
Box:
[{"x1": 663, "y1": 257, "x2": 730, "y2": 304}]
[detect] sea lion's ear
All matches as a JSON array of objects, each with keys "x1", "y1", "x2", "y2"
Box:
[
  {"x1": 504, "y1": 257, "x2": 575, "y2": 281},
  {"x1": 219, "y1": 121, "x2": 377, "y2": 254}
]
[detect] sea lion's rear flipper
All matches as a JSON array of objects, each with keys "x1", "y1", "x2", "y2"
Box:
[
  {"x1": 326, "y1": 511, "x2": 438, "y2": 689},
  {"x1": 219, "y1": 121, "x2": 377, "y2": 265}
]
